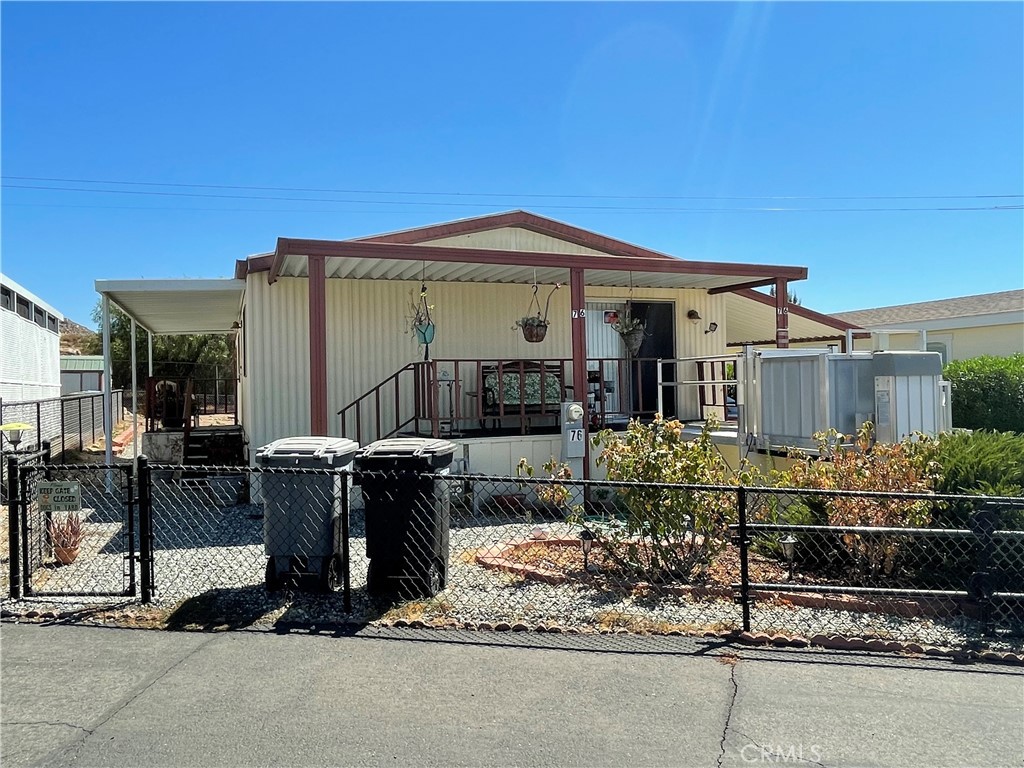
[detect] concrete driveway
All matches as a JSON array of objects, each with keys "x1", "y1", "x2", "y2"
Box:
[{"x1": 1, "y1": 622, "x2": 1021, "y2": 768}]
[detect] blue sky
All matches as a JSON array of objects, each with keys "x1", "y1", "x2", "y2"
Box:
[{"x1": 2, "y1": 1, "x2": 1022, "y2": 326}]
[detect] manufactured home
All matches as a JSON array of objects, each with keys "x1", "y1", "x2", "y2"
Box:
[{"x1": 96, "y1": 211, "x2": 872, "y2": 475}]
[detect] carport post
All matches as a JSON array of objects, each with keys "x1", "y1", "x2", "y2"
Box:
[
  {"x1": 102, "y1": 295, "x2": 114, "y2": 492},
  {"x1": 147, "y1": 330, "x2": 153, "y2": 377},
  {"x1": 131, "y1": 318, "x2": 139, "y2": 463}
]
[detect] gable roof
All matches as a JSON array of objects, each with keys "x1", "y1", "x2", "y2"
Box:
[
  {"x1": 833, "y1": 289, "x2": 1024, "y2": 327},
  {"x1": 357, "y1": 210, "x2": 677, "y2": 260}
]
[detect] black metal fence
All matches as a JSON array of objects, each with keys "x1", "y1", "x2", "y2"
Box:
[
  {"x1": 0, "y1": 390, "x2": 126, "y2": 457},
  {"x1": 5, "y1": 460, "x2": 1022, "y2": 652}
]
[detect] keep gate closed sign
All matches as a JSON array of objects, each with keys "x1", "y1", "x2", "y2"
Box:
[{"x1": 37, "y1": 482, "x2": 82, "y2": 514}]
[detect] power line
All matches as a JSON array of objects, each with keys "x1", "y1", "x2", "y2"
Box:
[
  {"x1": 3, "y1": 184, "x2": 1021, "y2": 213},
  {"x1": 3, "y1": 175, "x2": 1021, "y2": 202}
]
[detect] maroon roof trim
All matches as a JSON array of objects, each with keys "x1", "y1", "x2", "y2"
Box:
[
  {"x1": 707, "y1": 278, "x2": 778, "y2": 295},
  {"x1": 356, "y1": 210, "x2": 680, "y2": 261},
  {"x1": 269, "y1": 238, "x2": 808, "y2": 281},
  {"x1": 735, "y1": 288, "x2": 864, "y2": 331}
]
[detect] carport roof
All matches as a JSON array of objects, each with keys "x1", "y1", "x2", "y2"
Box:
[{"x1": 94, "y1": 279, "x2": 244, "y2": 335}]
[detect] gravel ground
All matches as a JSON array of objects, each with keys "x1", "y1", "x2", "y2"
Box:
[{"x1": 2, "y1": 494, "x2": 1021, "y2": 653}]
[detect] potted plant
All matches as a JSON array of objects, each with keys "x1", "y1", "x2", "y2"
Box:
[
  {"x1": 611, "y1": 304, "x2": 646, "y2": 357},
  {"x1": 515, "y1": 283, "x2": 560, "y2": 343},
  {"x1": 48, "y1": 512, "x2": 83, "y2": 565}
]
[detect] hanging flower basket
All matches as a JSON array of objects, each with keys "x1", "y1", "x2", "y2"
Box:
[
  {"x1": 620, "y1": 325, "x2": 646, "y2": 356},
  {"x1": 514, "y1": 282, "x2": 560, "y2": 343},
  {"x1": 520, "y1": 320, "x2": 549, "y2": 343}
]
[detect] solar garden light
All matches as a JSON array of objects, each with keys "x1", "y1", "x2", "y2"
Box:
[
  {"x1": 780, "y1": 535, "x2": 798, "y2": 580},
  {"x1": 579, "y1": 528, "x2": 596, "y2": 571},
  {"x1": 0, "y1": 422, "x2": 32, "y2": 453}
]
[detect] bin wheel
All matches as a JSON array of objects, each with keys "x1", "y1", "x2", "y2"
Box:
[
  {"x1": 265, "y1": 558, "x2": 281, "y2": 592},
  {"x1": 320, "y1": 555, "x2": 341, "y2": 594},
  {"x1": 428, "y1": 559, "x2": 443, "y2": 596}
]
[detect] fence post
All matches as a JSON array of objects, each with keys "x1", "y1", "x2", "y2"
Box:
[
  {"x1": 125, "y1": 463, "x2": 137, "y2": 597},
  {"x1": 736, "y1": 486, "x2": 751, "y2": 632},
  {"x1": 78, "y1": 397, "x2": 84, "y2": 450},
  {"x1": 7, "y1": 456, "x2": 21, "y2": 600},
  {"x1": 41, "y1": 440, "x2": 51, "y2": 465},
  {"x1": 341, "y1": 469, "x2": 351, "y2": 613},
  {"x1": 35, "y1": 401, "x2": 42, "y2": 450},
  {"x1": 969, "y1": 501, "x2": 1001, "y2": 637},
  {"x1": 59, "y1": 399, "x2": 66, "y2": 459},
  {"x1": 137, "y1": 455, "x2": 152, "y2": 604}
]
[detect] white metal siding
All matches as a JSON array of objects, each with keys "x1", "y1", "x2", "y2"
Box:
[
  {"x1": 0, "y1": 309, "x2": 62, "y2": 401},
  {"x1": 243, "y1": 277, "x2": 311, "y2": 454},
  {"x1": 243, "y1": 275, "x2": 726, "y2": 455}
]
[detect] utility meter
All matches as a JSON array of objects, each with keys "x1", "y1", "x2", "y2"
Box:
[{"x1": 561, "y1": 401, "x2": 586, "y2": 460}]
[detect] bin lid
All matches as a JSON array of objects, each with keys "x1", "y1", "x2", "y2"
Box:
[
  {"x1": 256, "y1": 436, "x2": 360, "y2": 461},
  {"x1": 358, "y1": 437, "x2": 457, "y2": 459}
]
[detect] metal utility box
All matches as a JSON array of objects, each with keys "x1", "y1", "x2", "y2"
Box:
[
  {"x1": 256, "y1": 436, "x2": 359, "y2": 592},
  {"x1": 355, "y1": 438, "x2": 456, "y2": 601},
  {"x1": 753, "y1": 350, "x2": 949, "y2": 450},
  {"x1": 872, "y1": 351, "x2": 945, "y2": 444}
]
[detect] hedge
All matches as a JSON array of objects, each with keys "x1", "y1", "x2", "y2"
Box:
[{"x1": 944, "y1": 353, "x2": 1024, "y2": 433}]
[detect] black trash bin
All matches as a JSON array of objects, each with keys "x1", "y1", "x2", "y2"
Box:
[
  {"x1": 256, "y1": 436, "x2": 359, "y2": 593},
  {"x1": 355, "y1": 438, "x2": 457, "y2": 600}
]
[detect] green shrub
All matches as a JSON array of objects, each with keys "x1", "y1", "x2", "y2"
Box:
[
  {"x1": 944, "y1": 354, "x2": 1024, "y2": 433},
  {"x1": 931, "y1": 429, "x2": 1024, "y2": 528}
]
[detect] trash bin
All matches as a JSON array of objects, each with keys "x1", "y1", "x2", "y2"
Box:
[
  {"x1": 355, "y1": 437, "x2": 457, "y2": 600},
  {"x1": 256, "y1": 436, "x2": 359, "y2": 593}
]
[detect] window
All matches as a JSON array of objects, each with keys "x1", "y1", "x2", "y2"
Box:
[
  {"x1": 34, "y1": 306, "x2": 46, "y2": 327},
  {"x1": 47, "y1": 314, "x2": 59, "y2": 333},
  {"x1": 0, "y1": 286, "x2": 12, "y2": 312},
  {"x1": 926, "y1": 341, "x2": 949, "y2": 367},
  {"x1": 16, "y1": 295, "x2": 31, "y2": 320}
]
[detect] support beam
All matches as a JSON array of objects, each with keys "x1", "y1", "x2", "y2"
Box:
[
  {"x1": 102, "y1": 295, "x2": 113, "y2": 470},
  {"x1": 707, "y1": 278, "x2": 779, "y2": 296},
  {"x1": 775, "y1": 278, "x2": 790, "y2": 348},
  {"x1": 131, "y1": 318, "x2": 138, "y2": 463},
  {"x1": 569, "y1": 267, "x2": 589, "y2": 479},
  {"x1": 308, "y1": 255, "x2": 328, "y2": 435},
  {"x1": 147, "y1": 331, "x2": 153, "y2": 377}
]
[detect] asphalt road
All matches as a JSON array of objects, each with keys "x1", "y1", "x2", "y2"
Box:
[{"x1": 1, "y1": 622, "x2": 1021, "y2": 768}]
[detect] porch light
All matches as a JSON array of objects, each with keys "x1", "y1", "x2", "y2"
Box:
[
  {"x1": 687, "y1": 309, "x2": 702, "y2": 323},
  {"x1": 579, "y1": 528, "x2": 596, "y2": 571},
  {"x1": 705, "y1": 322, "x2": 719, "y2": 335},
  {"x1": 780, "y1": 535, "x2": 797, "y2": 580}
]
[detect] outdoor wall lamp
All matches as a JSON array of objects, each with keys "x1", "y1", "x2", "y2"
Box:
[
  {"x1": 687, "y1": 309, "x2": 702, "y2": 324},
  {"x1": 579, "y1": 528, "x2": 596, "y2": 571},
  {"x1": 705, "y1": 322, "x2": 719, "y2": 335},
  {"x1": 780, "y1": 535, "x2": 798, "y2": 580}
]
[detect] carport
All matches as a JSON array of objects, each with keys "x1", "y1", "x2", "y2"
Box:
[{"x1": 93, "y1": 278, "x2": 245, "y2": 464}]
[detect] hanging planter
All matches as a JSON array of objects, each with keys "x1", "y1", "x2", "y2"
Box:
[
  {"x1": 409, "y1": 278, "x2": 436, "y2": 360},
  {"x1": 515, "y1": 280, "x2": 560, "y2": 344},
  {"x1": 612, "y1": 298, "x2": 646, "y2": 357},
  {"x1": 413, "y1": 322, "x2": 435, "y2": 345}
]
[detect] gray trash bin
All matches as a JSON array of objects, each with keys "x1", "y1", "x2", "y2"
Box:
[
  {"x1": 355, "y1": 438, "x2": 457, "y2": 600},
  {"x1": 256, "y1": 436, "x2": 359, "y2": 593}
]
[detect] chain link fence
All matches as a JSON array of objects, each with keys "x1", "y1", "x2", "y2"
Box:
[{"x1": 5, "y1": 461, "x2": 1022, "y2": 652}]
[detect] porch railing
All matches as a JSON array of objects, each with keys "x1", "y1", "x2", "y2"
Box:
[
  {"x1": 333, "y1": 356, "x2": 683, "y2": 444},
  {"x1": 145, "y1": 376, "x2": 238, "y2": 432}
]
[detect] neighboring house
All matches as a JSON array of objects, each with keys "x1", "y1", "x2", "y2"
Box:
[
  {"x1": 94, "y1": 211, "x2": 867, "y2": 474},
  {"x1": 834, "y1": 290, "x2": 1024, "y2": 365},
  {"x1": 0, "y1": 273, "x2": 63, "y2": 402},
  {"x1": 60, "y1": 355, "x2": 105, "y2": 395}
]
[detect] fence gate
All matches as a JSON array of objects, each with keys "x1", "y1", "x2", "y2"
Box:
[{"x1": 18, "y1": 463, "x2": 136, "y2": 598}]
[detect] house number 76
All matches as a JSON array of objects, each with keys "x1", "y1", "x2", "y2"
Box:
[{"x1": 571, "y1": 309, "x2": 587, "y2": 319}]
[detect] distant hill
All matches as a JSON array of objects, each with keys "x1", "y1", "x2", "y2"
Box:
[{"x1": 60, "y1": 318, "x2": 98, "y2": 356}]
